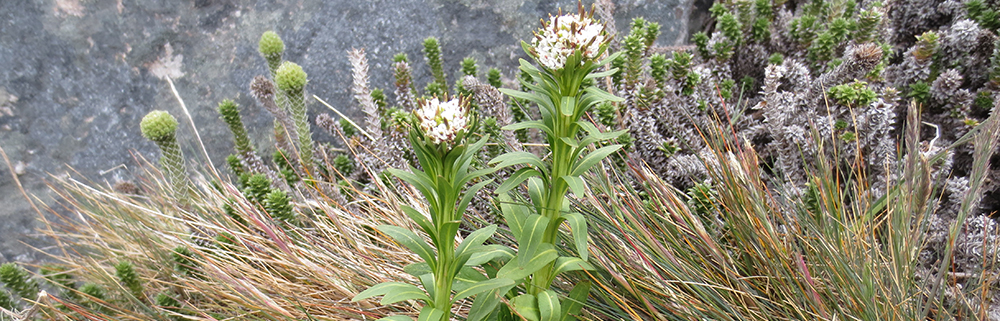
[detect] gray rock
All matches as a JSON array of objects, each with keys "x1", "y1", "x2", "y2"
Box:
[{"x1": 0, "y1": 0, "x2": 690, "y2": 263}]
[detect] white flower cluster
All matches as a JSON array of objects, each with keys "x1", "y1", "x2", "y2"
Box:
[
  {"x1": 532, "y1": 14, "x2": 605, "y2": 70},
  {"x1": 415, "y1": 98, "x2": 468, "y2": 145}
]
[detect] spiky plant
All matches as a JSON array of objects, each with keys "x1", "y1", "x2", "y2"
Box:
[
  {"x1": 258, "y1": 31, "x2": 285, "y2": 78},
  {"x1": 140, "y1": 110, "x2": 189, "y2": 198},
  {"x1": 275, "y1": 61, "x2": 313, "y2": 171}
]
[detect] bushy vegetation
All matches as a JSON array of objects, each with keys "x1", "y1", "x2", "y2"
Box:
[{"x1": 2, "y1": 0, "x2": 999, "y2": 320}]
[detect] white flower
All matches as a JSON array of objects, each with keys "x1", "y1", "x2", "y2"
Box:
[
  {"x1": 532, "y1": 13, "x2": 606, "y2": 70},
  {"x1": 415, "y1": 98, "x2": 469, "y2": 145}
]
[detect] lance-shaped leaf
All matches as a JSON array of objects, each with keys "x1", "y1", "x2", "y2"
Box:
[
  {"x1": 466, "y1": 244, "x2": 515, "y2": 266},
  {"x1": 453, "y1": 278, "x2": 515, "y2": 303},
  {"x1": 497, "y1": 245, "x2": 558, "y2": 280},
  {"x1": 490, "y1": 152, "x2": 548, "y2": 175},
  {"x1": 453, "y1": 266, "x2": 489, "y2": 293},
  {"x1": 495, "y1": 167, "x2": 543, "y2": 195},
  {"x1": 561, "y1": 213, "x2": 589, "y2": 261},
  {"x1": 377, "y1": 225, "x2": 437, "y2": 270},
  {"x1": 560, "y1": 281, "x2": 591, "y2": 321},
  {"x1": 512, "y1": 294, "x2": 540, "y2": 321},
  {"x1": 417, "y1": 306, "x2": 446, "y2": 321},
  {"x1": 517, "y1": 215, "x2": 548, "y2": 265},
  {"x1": 527, "y1": 177, "x2": 547, "y2": 215},
  {"x1": 467, "y1": 283, "x2": 517, "y2": 321},
  {"x1": 537, "y1": 290, "x2": 561, "y2": 321},
  {"x1": 353, "y1": 282, "x2": 429, "y2": 305},
  {"x1": 456, "y1": 179, "x2": 494, "y2": 219},
  {"x1": 571, "y1": 144, "x2": 622, "y2": 176},
  {"x1": 499, "y1": 194, "x2": 530, "y2": 242},
  {"x1": 454, "y1": 225, "x2": 498, "y2": 268},
  {"x1": 503, "y1": 120, "x2": 555, "y2": 138},
  {"x1": 584, "y1": 67, "x2": 619, "y2": 80},
  {"x1": 389, "y1": 168, "x2": 440, "y2": 211},
  {"x1": 552, "y1": 257, "x2": 595, "y2": 275},
  {"x1": 561, "y1": 176, "x2": 587, "y2": 199},
  {"x1": 400, "y1": 205, "x2": 437, "y2": 246},
  {"x1": 403, "y1": 262, "x2": 432, "y2": 277},
  {"x1": 560, "y1": 96, "x2": 577, "y2": 117}
]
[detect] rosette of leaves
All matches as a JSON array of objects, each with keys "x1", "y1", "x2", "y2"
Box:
[{"x1": 353, "y1": 97, "x2": 511, "y2": 321}]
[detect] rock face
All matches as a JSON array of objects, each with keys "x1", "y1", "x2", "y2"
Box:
[{"x1": 0, "y1": 0, "x2": 689, "y2": 263}]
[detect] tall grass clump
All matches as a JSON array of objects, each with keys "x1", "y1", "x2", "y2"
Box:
[{"x1": 581, "y1": 101, "x2": 1000, "y2": 320}]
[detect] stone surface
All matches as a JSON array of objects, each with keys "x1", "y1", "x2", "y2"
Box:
[{"x1": 0, "y1": 0, "x2": 690, "y2": 263}]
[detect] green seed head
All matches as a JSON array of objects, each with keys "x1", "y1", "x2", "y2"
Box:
[
  {"x1": 140, "y1": 110, "x2": 179, "y2": 143},
  {"x1": 275, "y1": 61, "x2": 307, "y2": 94},
  {"x1": 258, "y1": 31, "x2": 285, "y2": 58}
]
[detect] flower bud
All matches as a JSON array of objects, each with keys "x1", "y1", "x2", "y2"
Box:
[
  {"x1": 532, "y1": 8, "x2": 607, "y2": 70},
  {"x1": 275, "y1": 61, "x2": 307, "y2": 94},
  {"x1": 415, "y1": 97, "x2": 469, "y2": 145}
]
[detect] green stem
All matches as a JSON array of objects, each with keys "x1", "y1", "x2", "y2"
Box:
[{"x1": 432, "y1": 149, "x2": 459, "y2": 319}]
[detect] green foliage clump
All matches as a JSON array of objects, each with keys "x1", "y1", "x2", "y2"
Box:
[
  {"x1": 40, "y1": 264, "x2": 76, "y2": 298},
  {"x1": 264, "y1": 189, "x2": 296, "y2": 225},
  {"x1": 828, "y1": 81, "x2": 877, "y2": 106},
  {"x1": 275, "y1": 61, "x2": 307, "y2": 94},
  {"x1": 0, "y1": 262, "x2": 38, "y2": 300},
  {"x1": 487, "y1": 68, "x2": 502, "y2": 88},
  {"x1": 243, "y1": 173, "x2": 272, "y2": 204},
  {"x1": 423, "y1": 37, "x2": 446, "y2": 90},
  {"x1": 594, "y1": 102, "x2": 618, "y2": 128},
  {"x1": 914, "y1": 31, "x2": 939, "y2": 62},
  {"x1": 990, "y1": 39, "x2": 1000, "y2": 84},
  {"x1": 975, "y1": 91, "x2": 995, "y2": 110},
  {"x1": 115, "y1": 260, "x2": 144, "y2": 300},
  {"x1": 966, "y1": 0, "x2": 1000, "y2": 31},
  {"x1": 218, "y1": 99, "x2": 253, "y2": 154},
  {"x1": 79, "y1": 282, "x2": 105, "y2": 301},
  {"x1": 692, "y1": 32, "x2": 711, "y2": 59},
  {"x1": 155, "y1": 292, "x2": 184, "y2": 320},
  {"x1": 461, "y1": 57, "x2": 478, "y2": 77},
  {"x1": 339, "y1": 118, "x2": 357, "y2": 138},
  {"x1": 650, "y1": 54, "x2": 668, "y2": 88},
  {"x1": 258, "y1": 31, "x2": 284, "y2": 76},
  {"x1": 686, "y1": 182, "x2": 718, "y2": 221},
  {"x1": 392, "y1": 52, "x2": 408, "y2": 63},
  {"x1": 371, "y1": 89, "x2": 387, "y2": 113},
  {"x1": 752, "y1": 17, "x2": 771, "y2": 42},
  {"x1": 0, "y1": 290, "x2": 13, "y2": 310},
  {"x1": 622, "y1": 30, "x2": 648, "y2": 88},
  {"x1": 171, "y1": 246, "x2": 199, "y2": 278},
  {"x1": 720, "y1": 78, "x2": 737, "y2": 99},
  {"x1": 140, "y1": 110, "x2": 178, "y2": 143},
  {"x1": 225, "y1": 154, "x2": 244, "y2": 177},
  {"x1": 909, "y1": 81, "x2": 931, "y2": 105},
  {"x1": 273, "y1": 149, "x2": 300, "y2": 185},
  {"x1": 719, "y1": 13, "x2": 744, "y2": 45},
  {"x1": 768, "y1": 52, "x2": 784, "y2": 65},
  {"x1": 333, "y1": 154, "x2": 355, "y2": 176},
  {"x1": 223, "y1": 202, "x2": 247, "y2": 226}
]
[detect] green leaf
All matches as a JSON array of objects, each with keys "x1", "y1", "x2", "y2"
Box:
[
  {"x1": 526, "y1": 177, "x2": 546, "y2": 214},
  {"x1": 456, "y1": 179, "x2": 494, "y2": 218},
  {"x1": 561, "y1": 213, "x2": 589, "y2": 261},
  {"x1": 467, "y1": 284, "x2": 517, "y2": 321},
  {"x1": 418, "y1": 306, "x2": 447, "y2": 321},
  {"x1": 377, "y1": 316, "x2": 414, "y2": 321},
  {"x1": 466, "y1": 244, "x2": 515, "y2": 266},
  {"x1": 453, "y1": 266, "x2": 489, "y2": 293},
  {"x1": 455, "y1": 225, "x2": 498, "y2": 268},
  {"x1": 571, "y1": 145, "x2": 623, "y2": 176},
  {"x1": 499, "y1": 88, "x2": 546, "y2": 106},
  {"x1": 401, "y1": 205, "x2": 437, "y2": 245},
  {"x1": 499, "y1": 194, "x2": 530, "y2": 242},
  {"x1": 560, "y1": 96, "x2": 577, "y2": 117},
  {"x1": 497, "y1": 245, "x2": 558, "y2": 280},
  {"x1": 495, "y1": 168, "x2": 542, "y2": 195},
  {"x1": 517, "y1": 215, "x2": 549, "y2": 266},
  {"x1": 561, "y1": 176, "x2": 587, "y2": 199},
  {"x1": 453, "y1": 278, "x2": 515, "y2": 302},
  {"x1": 552, "y1": 256, "x2": 594, "y2": 275},
  {"x1": 537, "y1": 290, "x2": 561, "y2": 321},
  {"x1": 512, "y1": 294, "x2": 540, "y2": 321},
  {"x1": 583, "y1": 86, "x2": 624, "y2": 103},
  {"x1": 403, "y1": 262, "x2": 432, "y2": 277},
  {"x1": 502, "y1": 120, "x2": 554, "y2": 138},
  {"x1": 420, "y1": 273, "x2": 436, "y2": 300},
  {"x1": 585, "y1": 67, "x2": 619, "y2": 80},
  {"x1": 576, "y1": 121, "x2": 627, "y2": 141},
  {"x1": 489, "y1": 152, "x2": 548, "y2": 175},
  {"x1": 389, "y1": 168, "x2": 439, "y2": 210},
  {"x1": 353, "y1": 282, "x2": 429, "y2": 305},
  {"x1": 377, "y1": 225, "x2": 437, "y2": 270},
  {"x1": 560, "y1": 281, "x2": 591, "y2": 321}
]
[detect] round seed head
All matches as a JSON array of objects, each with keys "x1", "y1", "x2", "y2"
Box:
[
  {"x1": 275, "y1": 61, "x2": 307, "y2": 93},
  {"x1": 140, "y1": 110, "x2": 179, "y2": 143},
  {"x1": 258, "y1": 31, "x2": 285, "y2": 57}
]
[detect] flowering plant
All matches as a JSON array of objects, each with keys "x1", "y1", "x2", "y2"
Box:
[
  {"x1": 354, "y1": 95, "x2": 512, "y2": 321},
  {"x1": 472, "y1": 3, "x2": 625, "y2": 320},
  {"x1": 415, "y1": 97, "x2": 470, "y2": 145}
]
